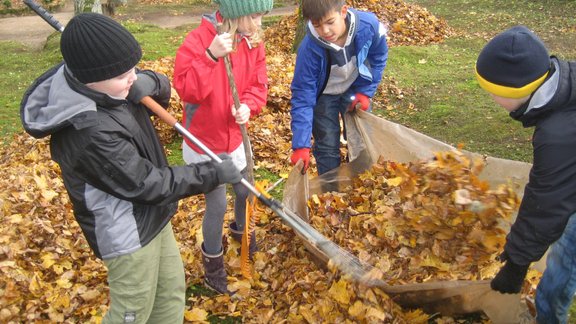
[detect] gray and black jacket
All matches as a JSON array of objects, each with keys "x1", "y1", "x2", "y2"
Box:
[
  {"x1": 506, "y1": 57, "x2": 576, "y2": 265},
  {"x1": 21, "y1": 63, "x2": 221, "y2": 259}
]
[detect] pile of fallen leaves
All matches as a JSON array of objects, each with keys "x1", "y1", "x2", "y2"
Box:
[
  {"x1": 0, "y1": 135, "x2": 109, "y2": 322},
  {"x1": 352, "y1": 0, "x2": 454, "y2": 47},
  {"x1": 308, "y1": 151, "x2": 519, "y2": 285},
  {"x1": 0, "y1": 133, "x2": 433, "y2": 323}
]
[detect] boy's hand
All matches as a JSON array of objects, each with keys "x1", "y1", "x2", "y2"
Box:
[
  {"x1": 212, "y1": 154, "x2": 242, "y2": 184},
  {"x1": 231, "y1": 103, "x2": 250, "y2": 124},
  {"x1": 349, "y1": 93, "x2": 370, "y2": 111},
  {"x1": 490, "y1": 258, "x2": 529, "y2": 294},
  {"x1": 290, "y1": 148, "x2": 310, "y2": 172},
  {"x1": 207, "y1": 33, "x2": 233, "y2": 59},
  {"x1": 127, "y1": 73, "x2": 156, "y2": 103}
]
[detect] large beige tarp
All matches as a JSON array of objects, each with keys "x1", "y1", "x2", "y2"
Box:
[{"x1": 282, "y1": 110, "x2": 538, "y2": 321}]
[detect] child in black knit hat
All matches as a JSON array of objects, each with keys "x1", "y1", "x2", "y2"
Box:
[
  {"x1": 20, "y1": 13, "x2": 242, "y2": 323},
  {"x1": 476, "y1": 25, "x2": 576, "y2": 324}
]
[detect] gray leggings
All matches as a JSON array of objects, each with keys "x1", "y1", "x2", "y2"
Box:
[{"x1": 202, "y1": 170, "x2": 250, "y2": 255}]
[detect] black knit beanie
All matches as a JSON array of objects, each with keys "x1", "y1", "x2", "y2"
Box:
[
  {"x1": 475, "y1": 25, "x2": 550, "y2": 99},
  {"x1": 60, "y1": 13, "x2": 142, "y2": 83}
]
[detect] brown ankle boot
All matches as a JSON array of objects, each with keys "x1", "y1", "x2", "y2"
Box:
[
  {"x1": 229, "y1": 222, "x2": 258, "y2": 260},
  {"x1": 201, "y1": 244, "x2": 231, "y2": 295}
]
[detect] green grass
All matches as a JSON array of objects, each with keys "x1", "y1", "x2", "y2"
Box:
[
  {"x1": 0, "y1": 35, "x2": 62, "y2": 136},
  {"x1": 377, "y1": 0, "x2": 576, "y2": 163},
  {"x1": 381, "y1": 38, "x2": 535, "y2": 161},
  {"x1": 124, "y1": 22, "x2": 190, "y2": 58},
  {"x1": 116, "y1": 0, "x2": 215, "y2": 17}
]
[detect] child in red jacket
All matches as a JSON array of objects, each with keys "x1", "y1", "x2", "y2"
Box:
[{"x1": 173, "y1": 0, "x2": 272, "y2": 294}]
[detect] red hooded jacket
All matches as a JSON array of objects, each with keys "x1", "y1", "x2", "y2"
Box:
[{"x1": 173, "y1": 12, "x2": 268, "y2": 154}]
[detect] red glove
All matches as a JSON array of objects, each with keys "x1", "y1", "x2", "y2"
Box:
[
  {"x1": 349, "y1": 93, "x2": 370, "y2": 111},
  {"x1": 290, "y1": 148, "x2": 310, "y2": 171}
]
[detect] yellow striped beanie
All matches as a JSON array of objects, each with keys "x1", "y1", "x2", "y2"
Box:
[{"x1": 475, "y1": 26, "x2": 550, "y2": 99}]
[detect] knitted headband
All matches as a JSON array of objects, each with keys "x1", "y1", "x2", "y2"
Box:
[
  {"x1": 60, "y1": 13, "x2": 142, "y2": 83},
  {"x1": 213, "y1": 0, "x2": 273, "y2": 19},
  {"x1": 475, "y1": 25, "x2": 550, "y2": 99}
]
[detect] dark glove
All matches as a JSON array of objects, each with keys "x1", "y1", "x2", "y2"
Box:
[
  {"x1": 490, "y1": 259, "x2": 530, "y2": 294},
  {"x1": 349, "y1": 93, "x2": 370, "y2": 111},
  {"x1": 213, "y1": 154, "x2": 242, "y2": 184},
  {"x1": 127, "y1": 73, "x2": 157, "y2": 103}
]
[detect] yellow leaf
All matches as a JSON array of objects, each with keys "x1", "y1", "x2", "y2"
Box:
[
  {"x1": 41, "y1": 189, "x2": 59, "y2": 202},
  {"x1": 34, "y1": 174, "x2": 48, "y2": 190},
  {"x1": 328, "y1": 279, "x2": 350, "y2": 305},
  {"x1": 482, "y1": 233, "x2": 505, "y2": 252},
  {"x1": 28, "y1": 273, "x2": 43, "y2": 297},
  {"x1": 385, "y1": 177, "x2": 403, "y2": 187},
  {"x1": 9, "y1": 214, "x2": 22, "y2": 224},
  {"x1": 228, "y1": 279, "x2": 251, "y2": 296},
  {"x1": 403, "y1": 309, "x2": 430, "y2": 323},
  {"x1": 56, "y1": 277, "x2": 72, "y2": 289},
  {"x1": 366, "y1": 306, "x2": 387, "y2": 321},
  {"x1": 184, "y1": 308, "x2": 208, "y2": 322},
  {"x1": 41, "y1": 253, "x2": 56, "y2": 269},
  {"x1": 298, "y1": 305, "x2": 316, "y2": 323},
  {"x1": 52, "y1": 294, "x2": 70, "y2": 309},
  {"x1": 420, "y1": 254, "x2": 450, "y2": 271},
  {"x1": 311, "y1": 194, "x2": 321, "y2": 205},
  {"x1": 0, "y1": 261, "x2": 15, "y2": 268},
  {"x1": 348, "y1": 301, "x2": 366, "y2": 319}
]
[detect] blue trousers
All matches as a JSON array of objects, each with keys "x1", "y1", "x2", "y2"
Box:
[
  {"x1": 312, "y1": 92, "x2": 358, "y2": 175},
  {"x1": 536, "y1": 214, "x2": 576, "y2": 324}
]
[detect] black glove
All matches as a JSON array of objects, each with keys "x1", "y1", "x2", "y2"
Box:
[
  {"x1": 127, "y1": 72, "x2": 157, "y2": 103},
  {"x1": 491, "y1": 259, "x2": 530, "y2": 294},
  {"x1": 213, "y1": 154, "x2": 242, "y2": 184}
]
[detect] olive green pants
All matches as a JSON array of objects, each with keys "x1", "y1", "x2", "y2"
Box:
[{"x1": 102, "y1": 223, "x2": 185, "y2": 324}]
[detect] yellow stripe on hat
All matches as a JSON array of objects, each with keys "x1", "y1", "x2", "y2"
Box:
[{"x1": 475, "y1": 68, "x2": 548, "y2": 99}]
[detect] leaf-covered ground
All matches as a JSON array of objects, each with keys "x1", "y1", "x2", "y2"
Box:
[{"x1": 0, "y1": 1, "x2": 539, "y2": 323}]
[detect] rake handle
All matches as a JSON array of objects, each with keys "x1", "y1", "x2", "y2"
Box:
[
  {"x1": 24, "y1": 0, "x2": 65, "y2": 32},
  {"x1": 216, "y1": 25, "x2": 255, "y2": 187}
]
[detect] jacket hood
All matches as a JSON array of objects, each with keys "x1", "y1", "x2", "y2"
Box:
[
  {"x1": 202, "y1": 11, "x2": 219, "y2": 29},
  {"x1": 21, "y1": 63, "x2": 127, "y2": 139},
  {"x1": 20, "y1": 63, "x2": 98, "y2": 138},
  {"x1": 511, "y1": 57, "x2": 576, "y2": 127}
]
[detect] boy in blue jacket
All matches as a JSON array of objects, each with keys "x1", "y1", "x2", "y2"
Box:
[{"x1": 289, "y1": 0, "x2": 388, "y2": 175}]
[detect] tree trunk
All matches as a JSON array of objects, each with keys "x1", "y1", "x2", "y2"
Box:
[
  {"x1": 291, "y1": 0, "x2": 306, "y2": 53},
  {"x1": 74, "y1": 0, "x2": 85, "y2": 14},
  {"x1": 91, "y1": 0, "x2": 103, "y2": 14}
]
